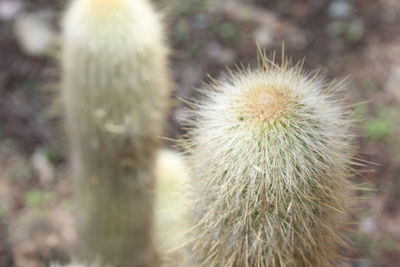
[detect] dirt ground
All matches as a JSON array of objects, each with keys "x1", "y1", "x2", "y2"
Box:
[{"x1": 0, "y1": 0, "x2": 400, "y2": 266}]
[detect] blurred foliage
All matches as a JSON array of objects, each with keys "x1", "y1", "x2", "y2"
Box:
[
  {"x1": 25, "y1": 190, "x2": 56, "y2": 209},
  {"x1": 364, "y1": 108, "x2": 395, "y2": 141},
  {"x1": 4, "y1": 159, "x2": 33, "y2": 183},
  {"x1": 0, "y1": 202, "x2": 7, "y2": 220}
]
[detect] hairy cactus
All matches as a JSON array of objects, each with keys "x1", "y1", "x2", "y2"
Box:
[
  {"x1": 154, "y1": 149, "x2": 189, "y2": 266},
  {"x1": 183, "y1": 54, "x2": 355, "y2": 267},
  {"x1": 61, "y1": 0, "x2": 170, "y2": 266}
]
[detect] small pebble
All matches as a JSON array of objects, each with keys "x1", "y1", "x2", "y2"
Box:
[
  {"x1": 0, "y1": 0, "x2": 22, "y2": 21},
  {"x1": 328, "y1": 1, "x2": 353, "y2": 18},
  {"x1": 14, "y1": 11, "x2": 57, "y2": 56}
]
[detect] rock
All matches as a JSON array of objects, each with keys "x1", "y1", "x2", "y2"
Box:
[
  {"x1": 0, "y1": 0, "x2": 22, "y2": 21},
  {"x1": 9, "y1": 210, "x2": 70, "y2": 267},
  {"x1": 206, "y1": 42, "x2": 235, "y2": 65},
  {"x1": 386, "y1": 65, "x2": 400, "y2": 103},
  {"x1": 32, "y1": 149, "x2": 55, "y2": 188},
  {"x1": 254, "y1": 25, "x2": 274, "y2": 48},
  {"x1": 359, "y1": 216, "x2": 377, "y2": 234},
  {"x1": 328, "y1": 1, "x2": 353, "y2": 18},
  {"x1": 14, "y1": 11, "x2": 57, "y2": 57},
  {"x1": 50, "y1": 263, "x2": 87, "y2": 267}
]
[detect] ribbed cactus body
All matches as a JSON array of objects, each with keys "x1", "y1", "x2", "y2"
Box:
[
  {"x1": 184, "y1": 57, "x2": 355, "y2": 267},
  {"x1": 62, "y1": 0, "x2": 169, "y2": 266}
]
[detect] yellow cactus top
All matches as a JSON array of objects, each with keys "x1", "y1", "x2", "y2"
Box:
[
  {"x1": 241, "y1": 85, "x2": 289, "y2": 122},
  {"x1": 84, "y1": 0, "x2": 128, "y2": 20}
]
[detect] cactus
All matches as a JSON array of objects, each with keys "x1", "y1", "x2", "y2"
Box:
[
  {"x1": 183, "y1": 54, "x2": 355, "y2": 267},
  {"x1": 154, "y1": 149, "x2": 189, "y2": 266},
  {"x1": 61, "y1": 0, "x2": 170, "y2": 266}
]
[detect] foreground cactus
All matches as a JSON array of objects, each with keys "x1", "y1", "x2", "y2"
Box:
[
  {"x1": 183, "y1": 54, "x2": 355, "y2": 267},
  {"x1": 61, "y1": 0, "x2": 169, "y2": 266}
]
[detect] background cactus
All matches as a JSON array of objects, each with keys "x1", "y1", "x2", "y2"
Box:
[
  {"x1": 183, "y1": 54, "x2": 356, "y2": 267},
  {"x1": 154, "y1": 149, "x2": 189, "y2": 266},
  {"x1": 61, "y1": 0, "x2": 170, "y2": 266}
]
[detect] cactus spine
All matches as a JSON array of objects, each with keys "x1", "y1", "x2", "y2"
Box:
[
  {"x1": 62, "y1": 0, "x2": 170, "y2": 266},
  {"x1": 183, "y1": 54, "x2": 355, "y2": 267}
]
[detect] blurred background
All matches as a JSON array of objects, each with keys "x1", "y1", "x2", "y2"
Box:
[{"x1": 0, "y1": 0, "x2": 399, "y2": 266}]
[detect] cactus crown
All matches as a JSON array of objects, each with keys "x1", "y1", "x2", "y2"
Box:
[{"x1": 183, "y1": 52, "x2": 355, "y2": 267}]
